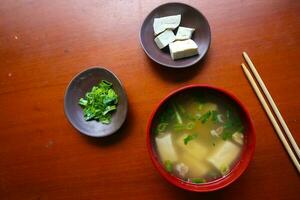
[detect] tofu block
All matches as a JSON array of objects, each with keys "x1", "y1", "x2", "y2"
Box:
[
  {"x1": 207, "y1": 140, "x2": 241, "y2": 174},
  {"x1": 155, "y1": 133, "x2": 177, "y2": 162},
  {"x1": 175, "y1": 26, "x2": 195, "y2": 40},
  {"x1": 154, "y1": 29, "x2": 175, "y2": 49},
  {"x1": 232, "y1": 132, "x2": 244, "y2": 145},
  {"x1": 176, "y1": 134, "x2": 208, "y2": 161},
  {"x1": 169, "y1": 39, "x2": 198, "y2": 60},
  {"x1": 153, "y1": 15, "x2": 181, "y2": 35},
  {"x1": 180, "y1": 153, "x2": 210, "y2": 177}
]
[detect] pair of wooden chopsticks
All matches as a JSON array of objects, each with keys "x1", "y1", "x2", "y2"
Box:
[{"x1": 241, "y1": 52, "x2": 300, "y2": 173}]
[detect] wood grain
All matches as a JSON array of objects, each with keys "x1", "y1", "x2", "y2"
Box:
[{"x1": 0, "y1": 0, "x2": 299, "y2": 199}]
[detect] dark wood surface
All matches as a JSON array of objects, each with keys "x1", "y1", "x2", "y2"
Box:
[{"x1": 0, "y1": 0, "x2": 299, "y2": 199}]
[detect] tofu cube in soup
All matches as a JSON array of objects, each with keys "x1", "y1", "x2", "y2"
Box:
[
  {"x1": 155, "y1": 133, "x2": 178, "y2": 162},
  {"x1": 207, "y1": 140, "x2": 241, "y2": 175}
]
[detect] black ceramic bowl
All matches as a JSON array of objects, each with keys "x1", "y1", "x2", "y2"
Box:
[
  {"x1": 64, "y1": 67, "x2": 128, "y2": 137},
  {"x1": 140, "y1": 2, "x2": 211, "y2": 68}
]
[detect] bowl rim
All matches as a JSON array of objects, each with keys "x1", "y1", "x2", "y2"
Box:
[
  {"x1": 64, "y1": 67, "x2": 128, "y2": 137},
  {"x1": 146, "y1": 84, "x2": 255, "y2": 192},
  {"x1": 139, "y1": 2, "x2": 211, "y2": 68}
]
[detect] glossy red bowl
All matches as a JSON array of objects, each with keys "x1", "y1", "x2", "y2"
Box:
[{"x1": 146, "y1": 85, "x2": 255, "y2": 192}]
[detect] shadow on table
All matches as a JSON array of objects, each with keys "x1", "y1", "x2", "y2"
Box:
[
  {"x1": 79, "y1": 105, "x2": 133, "y2": 147},
  {"x1": 145, "y1": 53, "x2": 210, "y2": 83}
]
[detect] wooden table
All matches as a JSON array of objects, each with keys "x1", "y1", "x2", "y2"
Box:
[{"x1": 1, "y1": 0, "x2": 299, "y2": 199}]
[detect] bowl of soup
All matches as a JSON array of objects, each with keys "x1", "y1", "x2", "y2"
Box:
[{"x1": 146, "y1": 85, "x2": 255, "y2": 192}]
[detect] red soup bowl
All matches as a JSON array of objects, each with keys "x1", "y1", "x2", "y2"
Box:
[{"x1": 146, "y1": 85, "x2": 255, "y2": 192}]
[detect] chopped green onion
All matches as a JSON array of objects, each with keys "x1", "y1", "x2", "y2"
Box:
[
  {"x1": 186, "y1": 121, "x2": 195, "y2": 130},
  {"x1": 199, "y1": 111, "x2": 211, "y2": 124},
  {"x1": 211, "y1": 110, "x2": 218, "y2": 123},
  {"x1": 78, "y1": 80, "x2": 118, "y2": 124},
  {"x1": 164, "y1": 160, "x2": 173, "y2": 172},
  {"x1": 156, "y1": 123, "x2": 168, "y2": 134},
  {"x1": 173, "y1": 123, "x2": 185, "y2": 131},
  {"x1": 190, "y1": 178, "x2": 206, "y2": 183},
  {"x1": 220, "y1": 164, "x2": 229, "y2": 175},
  {"x1": 183, "y1": 133, "x2": 197, "y2": 145},
  {"x1": 172, "y1": 103, "x2": 183, "y2": 124}
]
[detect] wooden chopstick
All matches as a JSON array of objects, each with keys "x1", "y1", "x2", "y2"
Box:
[
  {"x1": 241, "y1": 63, "x2": 300, "y2": 173},
  {"x1": 243, "y1": 52, "x2": 300, "y2": 159}
]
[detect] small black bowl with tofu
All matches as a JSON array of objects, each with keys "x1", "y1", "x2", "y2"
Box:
[{"x1": 140, "y1": 2, "x2": 211, "y2": 68}]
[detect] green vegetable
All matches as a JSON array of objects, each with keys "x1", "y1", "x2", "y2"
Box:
[
  {"x1": 173, "y1": 123, "x2": 186, "y2": 131},
  {"x1": 190, "y1": 178, "x2": 206, "y2": 183},
  {"x1": 211, "y1": 110, "x2": 218, "y2": 123},
  {"x1": 78, "y1": 80, "x2": 118, "y2": 124},
  {"x1": 172, "y1": 103, "x2": 183, "y2": 124},
  {"x1": 156, "y1": 123, "x2": 168, "y2": 134},
  {"x1": 183, "y1": 133, "x2": 197, "y2": 145},
  {"x1": 173, "y1": 121, "x2": 195, "y2": 132},
  {"x1": 164, "y1": 160, "x2": 173, "y2": 172},
  {"x1": 186, "y1": 121, "x2": 195, "y2": 130},
  {"x1": 221, "y1": 109, "x2": 244, "y2": 140},
  {"x1": 220, "y1": 164, "x2": 229, "y2": 175},
  {"x1": 199, "y1": 111, "x2": 211, "y2": 124}
]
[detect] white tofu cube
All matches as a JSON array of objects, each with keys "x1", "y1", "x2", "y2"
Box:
[
  {"x1": 169, "y1": 39, "x2": 198, "y2": 60},
  {"x1": 154, "y1": 29, "x2": 176, "y2": 49},
  {"x1": 153, "y1": 15, "x2": 181, "y2": 35},
  {"x1": 175, "y1": 26, "x2": 195, "y2": 41},
  {"x1": 207, "y1": 140, "x2": 241, "y2": 174},
  {"x1": 155, "y1": 133, "x2": 178, "y2": 162}
]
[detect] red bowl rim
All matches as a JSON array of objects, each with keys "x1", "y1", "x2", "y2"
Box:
[{"x1": 146, "y1": 84, "x2": 256, "y2": 192}]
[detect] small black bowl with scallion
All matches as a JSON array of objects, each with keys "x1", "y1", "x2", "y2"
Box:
[{"x1": 64, "y1": 67, "x2": 128, "y2": 137}]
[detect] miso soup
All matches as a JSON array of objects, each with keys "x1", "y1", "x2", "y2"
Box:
[{"x1": 153, "y1": 91, "x2": 245, "y2": 184}]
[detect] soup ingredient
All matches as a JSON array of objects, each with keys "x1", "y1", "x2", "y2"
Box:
[
  {"x1": 156, "y1": 122, "x2": 168, "y2": 134},
  {"x1": 210, "y1": 126, "x2": 224, "y2": 137},
  {"x1": 172, "y1": 103, "x2": 183, "y2": 124},
  {"x1": 207, "y1": 140, "x2": 240, "y2": 174},
  {"x1": 153, "y1": 14, "x2": 181, "y2": 35},
  {"x1": 232, "y1": 132, "x2": 244, "y2": 145},
  {"x1": 222, "y1": 109, "x2": 244, "y2": 140},
  {"x1": 175, "y1": 163, "x2": 189, "y2": 177},
  {"x1": 155, "y1": 133, "x2": 178, "y2": 162},
  {"x1": 78, "y1": 80, "x2": 118, "y2": 124},
  {"x1": 190, "y1": 178, "x2": 206, "y2": 184},
  {"x1": 169, "y1": 39, "x2": 199, "y2": 60},
  {"x1": 183, "y1": 133, "x2": 197, "y2": 145},
  {"x1": 175, "y1": 26, "x2": 195, "y2": 41},
  {"x1": 164, "y1": 160, "x2": 173, "y2": 172},
  {"x1": 154, "y1": 29, "x2": 176, "y2": 49},
  {"x1": 200, "y1": 111, "x2": 212, "y2": 124}
]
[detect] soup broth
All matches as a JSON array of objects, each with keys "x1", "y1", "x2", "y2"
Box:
[{"x1": 154, "y1": 92, "x2": 245, "y2": 184}]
